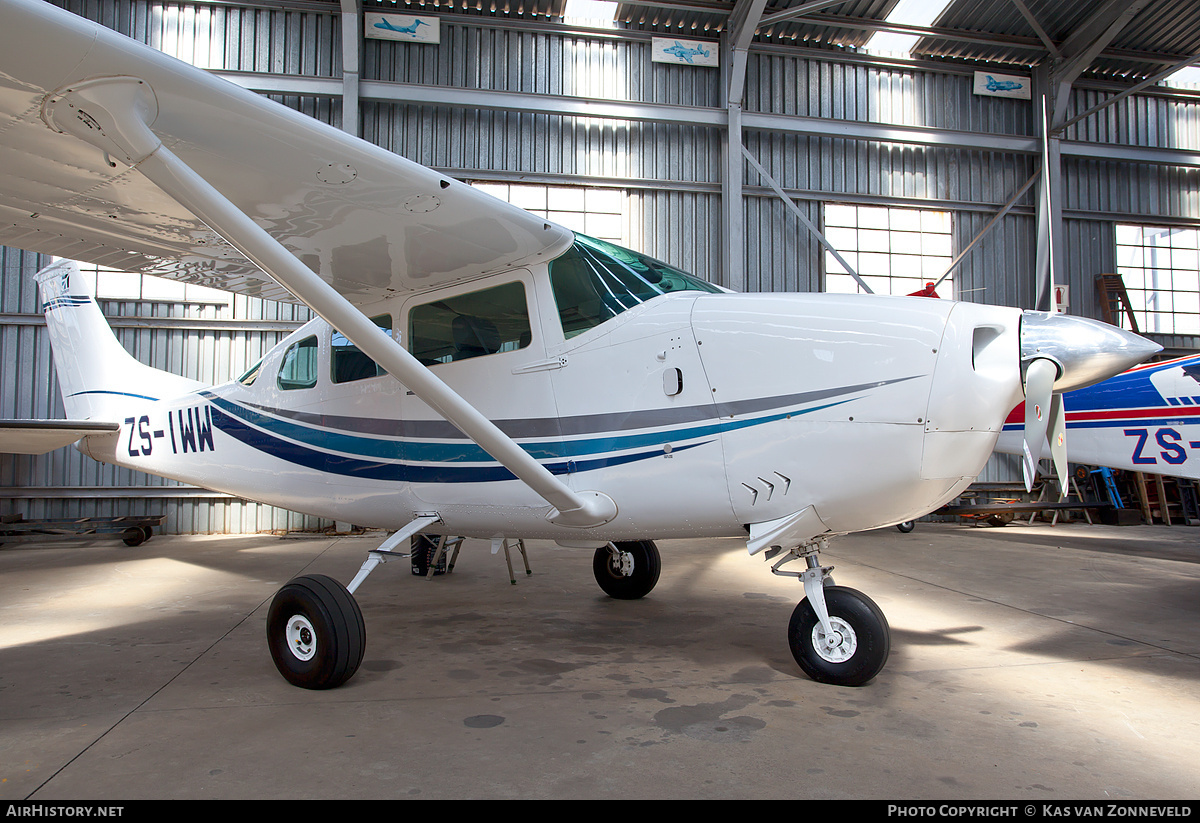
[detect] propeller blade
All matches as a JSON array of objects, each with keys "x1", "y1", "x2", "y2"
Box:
[
  {"x1": 1047, "y1": 393, "x2": 1068, "y2": 500},
  {"x1": 1021, "y1": 357, "x2": 1058, "y2": 491}
]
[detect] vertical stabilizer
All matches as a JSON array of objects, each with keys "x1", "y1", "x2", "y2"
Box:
[{"x1": 35, "y1": 260, "x2": 207, "y2": 420}]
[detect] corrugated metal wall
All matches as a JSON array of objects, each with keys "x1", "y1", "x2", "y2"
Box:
[{"x1": 3, "y1": 0, "x2": 1199, "y2": 530}]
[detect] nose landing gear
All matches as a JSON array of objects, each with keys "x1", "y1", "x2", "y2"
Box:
[
  {"x1": 770, "y1": 538, "x2": 890, "y2": 687},
  {"x1": 787, "y1": 585, "x2": 890, "y2": 686}
]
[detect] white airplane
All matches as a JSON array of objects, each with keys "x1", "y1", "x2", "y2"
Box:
[
  {"x1": 996, "y1": 353, "x2": 1200, "y2": 481},
  {"x1": 0, "y1": 0, "x2": 1161, "y2": 689}
]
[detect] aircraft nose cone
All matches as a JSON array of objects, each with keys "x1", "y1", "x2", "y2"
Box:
[{"x1": 1020, "y1": 311, "x2": 1161, "y2": 392}]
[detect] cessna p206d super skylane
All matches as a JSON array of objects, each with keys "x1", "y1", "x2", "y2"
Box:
[{"x1": 0, "y1": 0, "x2": 1161, "y2": 689}]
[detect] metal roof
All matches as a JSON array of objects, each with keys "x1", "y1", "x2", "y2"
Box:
[{"x1": 357, "y1": 0, "x2": 1200, "y2": 82}]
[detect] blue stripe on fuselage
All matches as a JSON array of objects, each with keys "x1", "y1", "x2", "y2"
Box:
[
  {"x1": 197, "y1": 381, "x2": 883, "y2": 482},
  {"x1": 201, "y1": 391, "x2": 853, "y2": 468},
  {"x1": 207, "y1": 402, "x2": 711, "y2": 482}
]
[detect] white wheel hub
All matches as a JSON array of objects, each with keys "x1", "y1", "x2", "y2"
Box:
[
  {"x1": 612, "y1": 551, "x2": 634, "y2": 577},
  {"x1": 811, "y1": 616, "x2": 857, "y2": 663},
  {"x1": 285, "y1": 614, "x2": 317, "y2": 661}
]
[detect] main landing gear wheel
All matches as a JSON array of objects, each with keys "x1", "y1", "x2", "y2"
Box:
[
  {"x1": 593, "y1": 540, "x2": 661, "y2": 600},
  {"x1": 896, "y1": 521, "x2": 915, "y2": 533},
  {"x1": 267, "y1": 574, "x2": 365, "y2": 690},
  {"x1": 788, "y1": 586, "x2": 890, "y2": 687}
]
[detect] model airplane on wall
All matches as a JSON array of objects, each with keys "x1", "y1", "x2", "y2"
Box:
[
  {"x1": 373, "y1": 17, "x2": 430, "y2": 37},
  {"x1": 984, "y1": 75, "x2": 1025, "y2": 93},
  {"x1": 662, "y1": 42, "x2": 711, "y2": 64},
  {"x1": 996, "y1": 354, "x2": 1200, "y2": 481},
  {"x1": 0, "y1": 0, "x2": 1161, "y2": 689}
]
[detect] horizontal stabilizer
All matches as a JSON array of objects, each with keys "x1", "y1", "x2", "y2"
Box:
[{"x1": 0, "y1": 419, "x2": 120, "y2": 454}]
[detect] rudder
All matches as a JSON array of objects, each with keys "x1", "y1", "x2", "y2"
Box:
[{"x1": 35, "y1": 260, "x2": 206, "y2": 420}]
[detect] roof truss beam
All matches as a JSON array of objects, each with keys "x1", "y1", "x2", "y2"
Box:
[
  {"x1": 214, "y1": 70, "x2": 1200, "y2": 167},
  {"x1": 1048, "y1": 0, "x2": 1153, "y2": 125}
]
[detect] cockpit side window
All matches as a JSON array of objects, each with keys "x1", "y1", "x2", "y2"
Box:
[
  {"x1": 277, "y1": 335, "x2": 319, "y2": 390},
  {"x1": 238, "y1": 358, "x2": 263, "y2": 386},
  {"x1": 409, "y1": 281, "x2": 532, "y2": 365},
  {"x1": 549, "y1": 234, "x2": 720, "y2": 339},
  {"x1": 331, "y1": 314, "x2": 393, "y2": 384}
]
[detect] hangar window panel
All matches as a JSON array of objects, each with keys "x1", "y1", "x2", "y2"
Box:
[
  {"x1": 1116, "y1": 225, "x2": 1200, "y2": 336},
  {"x1": 64, "y1": 261, "x2": 233, "y2": 307},
  {"x1": 506, "y1": 185, "x2": 548, "y2": 212},
  {"x1": 822, "y1": 205, "x2": 953, "y2": 297},
  {"x1": 470, "y1": 181, "x2": 628, "y2": 246}
]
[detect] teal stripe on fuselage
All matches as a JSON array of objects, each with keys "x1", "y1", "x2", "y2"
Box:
[{"x1": 202, "y1": 391, "x2": 852, "y2": 465}]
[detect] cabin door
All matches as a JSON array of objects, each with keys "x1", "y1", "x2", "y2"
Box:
[{"x1": 399, "y1": 269, "x2": 562, "y2": 505}]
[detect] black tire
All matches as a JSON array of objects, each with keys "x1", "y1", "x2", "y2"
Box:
[
  {"x1": 896, "y1": 521, "x2": 915, "y2": 533},
  {"x1": 788, "y1": 586, "x2": 890, "y2": 687},
  {"x1": 593, "y1": 540, "x2": 661, "y2": 600},
  {"x1": 267, "y1": 574, "x2": 365, "y2": 690},
  {"x1": 122, "y1": 527, "x2": 146, "y2": 547}
]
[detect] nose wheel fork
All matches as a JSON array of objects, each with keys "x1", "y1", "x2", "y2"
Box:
[{"x1": 770, "y1": 539, "x2": 890, "y2": 686}]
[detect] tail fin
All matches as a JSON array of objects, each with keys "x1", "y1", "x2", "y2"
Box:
[{"x1": 35, "y1": 260, "x2": 207, "y2": 420}]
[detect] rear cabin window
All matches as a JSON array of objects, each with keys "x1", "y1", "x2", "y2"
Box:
[
  {"x1": 277, "y1": 335, "x2": 319, "y2": 390},
  {"x1": 238, "y1": 358, "x2": 263, "y2": 386},
  {"x1": 549, "y1": 234, "x2": 720, "y2": 339},
  {"x1": 409, "y1": 281, "x2": 532, "y2": 365},
  {"x1": 331, "y1": 314, "x2": 393, "y2": 384}
]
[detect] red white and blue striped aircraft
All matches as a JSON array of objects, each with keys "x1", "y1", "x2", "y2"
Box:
[{"x1": 997, "y1": 354, "x2": 1200, "y2": 481}]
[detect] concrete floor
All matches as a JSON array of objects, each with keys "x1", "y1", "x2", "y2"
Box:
[{"x1": 1, "y1": 519, "x2": 1198, "y2": 800}]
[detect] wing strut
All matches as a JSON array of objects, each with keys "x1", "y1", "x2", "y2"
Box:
[{"x1": 43, "y1": 76, "x2": 616, "y2": 529}]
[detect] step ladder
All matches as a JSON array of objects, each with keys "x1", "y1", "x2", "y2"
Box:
[
  {"x1": 1095, "y1": 273, "x2": 1140, "y2": 332},
  {"x1": 1131, "y1": 471, "x2": 1187, "y2": 525},
  {"x1": 1179, "y1": 479, "x2": 1200, "y2": 526}
]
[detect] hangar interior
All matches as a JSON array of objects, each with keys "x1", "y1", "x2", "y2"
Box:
[{"x1": 3, "y1": 0, "x2": 1200, "y2": 534}]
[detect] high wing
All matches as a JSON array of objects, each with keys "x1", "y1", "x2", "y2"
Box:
[
  {"x1": 0, "y1": 0, "x2": 573, "y2": 305},
  {"x1": 0, "y1": 0, "x2": 612, "y2": 530}
]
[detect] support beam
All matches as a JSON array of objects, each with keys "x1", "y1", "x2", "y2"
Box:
[
  {"x1": 933, "y1": 172, "x2": 1040, "y2": 291},
  {"x1": 340, "y1": 0, "x2": 362, "y2": 137},
  {"x1": 1008, "y1": 0, "x2": 1061, "y2": 61},
  {"x1": 725, "y1": 0, "x2": 769, "y2": 105},
  {"x1": 759, "y1": 0, "x2": 851, "y2": 28},
  {"x1": 1055, "y1": 50, "x2": 1200, "y2": 134},
  {"x1": 1049, "y1": 0, "x2": 1153, "y2": 127},
  {"x1": 719, "y1": 0, "x2": 769, "y2": 292},
  {"x1": 742, "y1": 146, "x2": 871, "y2": 294},
  {"x1": 720, "y1": 88, "x2": 744, "y2": 291},
  {"x1": 213, "y1": 72, "x2": 1200, "y2": 168}
]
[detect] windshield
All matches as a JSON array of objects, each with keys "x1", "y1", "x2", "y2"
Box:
[{"x1": 549, "y1": 234, "x2": 720, "y2": 338}]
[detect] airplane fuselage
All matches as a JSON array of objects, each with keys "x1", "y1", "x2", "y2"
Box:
[{"x1": 77, "y1": 253, "x2": 1028, "y2": 546}]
